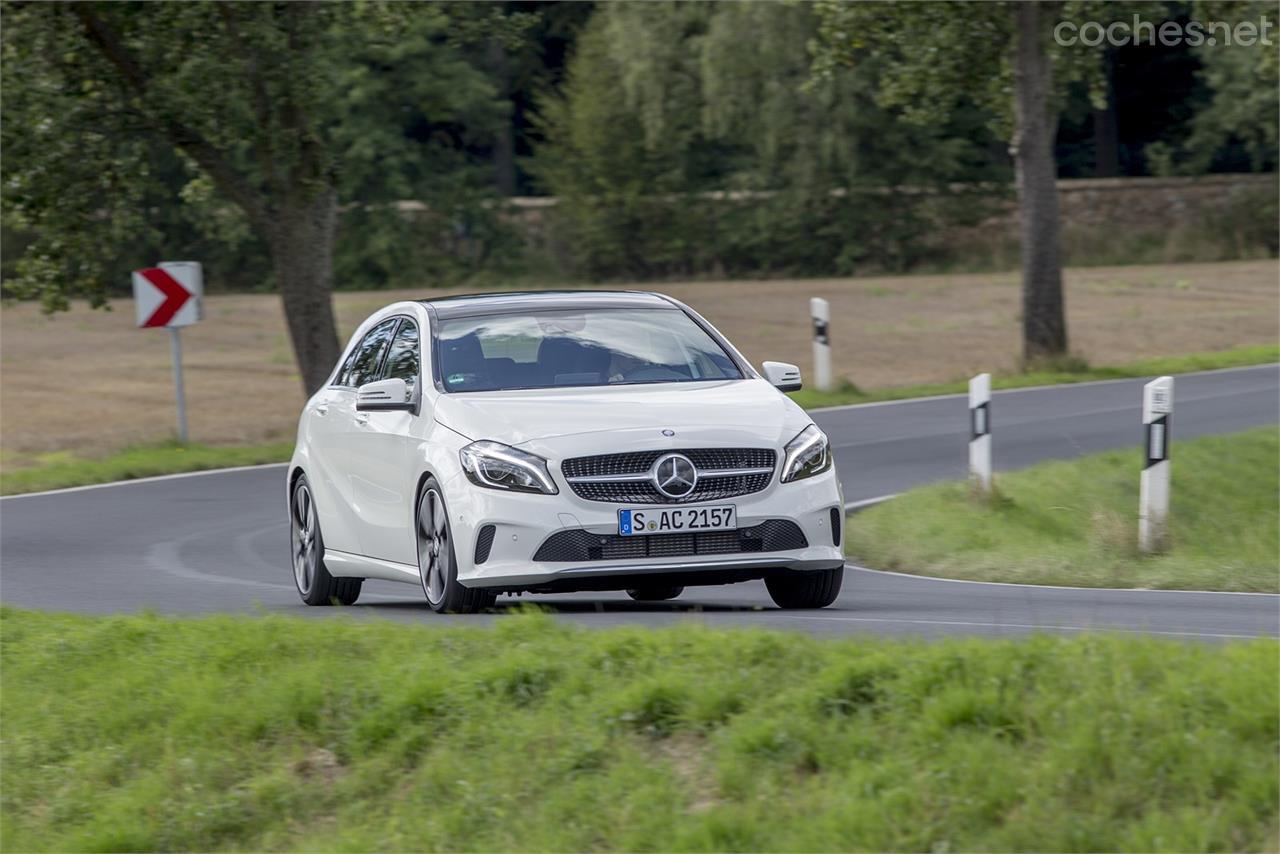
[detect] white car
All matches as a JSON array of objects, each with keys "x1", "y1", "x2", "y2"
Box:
[{"x1": 287, "y1": 291, "x2": 845, "y2": 613}]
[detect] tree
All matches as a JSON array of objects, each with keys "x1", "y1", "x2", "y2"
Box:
[
  {"x1": 812, "y1": 1, "x2": 1122, "y2": 364},
  {"x1": 1, "y1": 2, "x2": 518, "y2": 393},
  {"x1": 1168, "y1": 3, "x2": 1279, "y2": 174},
  {"x1": 535, "y1": 2, "x2": 1001, "y2": 279}
]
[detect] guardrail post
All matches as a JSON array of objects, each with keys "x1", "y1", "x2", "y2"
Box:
[
  {"x1": 969, "y1": 373, "x2": 992, "y2": 494},
  {"x1": 810, "y1": 297, "x2": 832, "y2": 391},
  {"x1": 1139, "y1": 376, "x2": 1174, "y2": 553}
]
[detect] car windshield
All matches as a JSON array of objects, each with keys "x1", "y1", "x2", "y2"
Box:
[{"x1": 436, "y1": 308, "x2": 744, "y2": 393}]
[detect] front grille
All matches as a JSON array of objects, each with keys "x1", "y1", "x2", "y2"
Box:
[
  {"x1": 531, "y1": 520, "x2": 807, "y2": 563},
  {"x1": 561, "y1": 448, "x2": 775, "y2": 504}
]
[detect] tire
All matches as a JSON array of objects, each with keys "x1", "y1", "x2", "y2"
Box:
[
  {"x1": 626, "y1": 585, "x2": 684, "y2": 602},
  {"x1": 291, "y1": 475, "x2": 362, "y2": 606},
  {"x1": 417, "y1": 478, "x2": 495, "y2": 614},
  {"x1": 765, "y1": 566, "x2": 843, "y2": 609}
]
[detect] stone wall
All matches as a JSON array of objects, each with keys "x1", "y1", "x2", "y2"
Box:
[
  {"x1": 500, "y1": 172, "x2": 1277, "y2": 271},
  {"x1": 1004, "y1": 173, "x2": 1275, "y2": 230}
]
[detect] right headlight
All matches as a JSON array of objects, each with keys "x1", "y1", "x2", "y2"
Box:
[
  {"x1": 459, "y1": 441, "x2": 558, "y2": 494},
  {"x1": 781, "y1": 424, "x2": 832, "y2": 483}
]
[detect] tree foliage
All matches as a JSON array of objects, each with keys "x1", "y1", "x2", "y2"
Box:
[
  {"x1": 1154, "y1": 1, "x2": 1280, "y2": 173},
  {"x1": 534, "y1": 1, "x2": 1004, "y2": 280},
  {"x1": 1, "y1": 2, "x2": 522, "y2": 391},
  {"x1": 1, "y1": 0, "x2": 1273, "y2": 377}
]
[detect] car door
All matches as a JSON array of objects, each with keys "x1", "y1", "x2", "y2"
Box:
[
  {"x1": 352, "y1": 317, "x2": 421, "y2": 565},
  {"x1": 301, "y1": 329, "x2": 369, "y2": 555},
  {"x1": 324, "y1": 317, "x2": 400, "y2": 555}
]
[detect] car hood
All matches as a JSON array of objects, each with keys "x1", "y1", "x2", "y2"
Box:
[{"x1": 432, "y1": 378, "x2": 812, "y2": 454}]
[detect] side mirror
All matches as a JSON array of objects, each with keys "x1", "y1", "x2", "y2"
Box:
[
  {"x1": 761, "y1": 361, "x2": 802, "y2": 392},
  {"x1": 356, "y1": 378, "x2": 417, "y2": 413}
]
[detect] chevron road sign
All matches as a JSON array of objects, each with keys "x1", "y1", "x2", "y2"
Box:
[{"x1": 132, "y1": 261, "x2": 203, "y2": 442}]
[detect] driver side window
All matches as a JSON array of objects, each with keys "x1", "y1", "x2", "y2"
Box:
[
  {"x1": 337, "y1": 318, "x2": 399, "y2": 388},
  {"x1": 382, "y1": 320, "x2": 420, "y2": 394}
]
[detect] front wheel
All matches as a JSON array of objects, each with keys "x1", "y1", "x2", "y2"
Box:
[
  {"x1": 417, "y1": 479, "x2": 494, "y2": 614},
  {"x1": 765, "y1": 566, "x2": 843, "y2": 609},
  {"x1": 291, "y1": 475, "x2": 361, "y2": 606}
]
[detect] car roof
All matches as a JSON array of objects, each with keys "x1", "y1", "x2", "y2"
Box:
[{"x1": 420, "y1": 290, "x2": 676, "y2": 320}]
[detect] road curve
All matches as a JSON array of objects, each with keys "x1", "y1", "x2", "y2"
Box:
[{"x1": 2, "y1": 364, "x2": 1276, "y2": 639}]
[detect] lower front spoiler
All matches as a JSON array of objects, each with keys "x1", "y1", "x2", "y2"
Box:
[{"x1": 461, "y1": 555, "x2": 845, "y2": 594}]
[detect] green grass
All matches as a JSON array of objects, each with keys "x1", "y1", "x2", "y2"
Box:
[
  {"x1": 2, "y1": 608, "x2": 1275, "y2": 852},
  {"x1": 1, "y1": 345, "x2": 1274, "y2": 496},
  {"x1": 0, "y1": 440, "x2": 292, "y2": 496},
  {"x1": 788, "y1": 344, "x2": 1279, "y2": 409},
  {"x1": 847, "y1": 428, "x2": 1280, "y2": 592}
]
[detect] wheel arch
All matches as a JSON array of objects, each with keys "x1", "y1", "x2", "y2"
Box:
[
  {"x1": 410, "y1": 467, "x2": 442, "y2": 542},
  {"x1": 286, "y1": 464, "x2": 307, "y2": 517}
]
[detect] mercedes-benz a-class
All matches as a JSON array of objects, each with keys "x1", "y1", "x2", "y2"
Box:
[{"x1": 288, "y1": 292, "x2": 844, "y2": 612}]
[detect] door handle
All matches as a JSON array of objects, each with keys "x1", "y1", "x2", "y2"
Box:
[
  {"x1": 354, "y1": 412, "x2": 370, "y2": 425},
  {"x1": 315, "y1": 404, "x2": 329, "y2": 416}
]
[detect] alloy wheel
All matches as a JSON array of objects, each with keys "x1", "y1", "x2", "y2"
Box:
[
  {"x1": 418, "y1": 488, "x2": 449, "y2": 606},
  {"x1": 291, "y1": 481, "x2": 318, "y2": 595}
]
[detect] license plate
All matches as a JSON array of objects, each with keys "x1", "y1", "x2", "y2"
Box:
[{"x1": 618, "y1": 505, "x2": 736, "y2": 536}]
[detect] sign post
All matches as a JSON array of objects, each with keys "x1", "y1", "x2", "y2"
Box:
[
  {"x1": 132, "y1": 261, "x2": 203, "y2": 443},
  {"x1": 969, "y1": 373, "x2": 992, "y2": 495},
  {"x1": 1139, "y1": 375, "x2": 1174, "y2": 553},
  {"x1": 810, "y1": 297, "x2": 832, "y2": 391}
]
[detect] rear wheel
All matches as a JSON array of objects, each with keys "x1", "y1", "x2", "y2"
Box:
[
  {"x1": 417, "y1": 479, "x2": 494, "y2": 614},
  {"x1": 765, "y1": 566, "x2": 843, "y2": 609},
  {"x1": 291, "y1": 475, "x2": 362, "y2": 606},
  {"x1": 626, "y1": 586, "x2": 684, "y2": 602}
]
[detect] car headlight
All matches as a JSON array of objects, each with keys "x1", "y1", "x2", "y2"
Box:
[
  {"x1": 459, "y1": 441, "x2": 558, "y2": 494},
  {"x1": 781, "y1": 424, "x2": 832, "y2": 483}
]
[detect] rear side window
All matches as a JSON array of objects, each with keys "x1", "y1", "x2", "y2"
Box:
[
  {"x1": 337, "y1": 318, "x2": 399, "y2": 388},
  {"x1": 383, "y1": 320, "x2": 420, "y2": 393}
]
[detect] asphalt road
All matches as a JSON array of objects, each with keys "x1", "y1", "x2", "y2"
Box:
[{"x1": 2, "y1": 364, "x2": 1276, "y2": 639}]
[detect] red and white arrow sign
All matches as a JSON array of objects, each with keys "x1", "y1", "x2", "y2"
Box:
[{"x1": 133, "y1": 262, "x2": 203, "y2": 328}]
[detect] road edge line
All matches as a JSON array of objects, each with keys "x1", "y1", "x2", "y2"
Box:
[
  {"x1": 0, "y1": 462, "x2": 290, "y2": 501},
  {"x1": 809, "y1": 362, "x2": 1280, "y2": 413},
  {"x1": 844, "y1": 562, "x2": 1280, "y2": 598}
]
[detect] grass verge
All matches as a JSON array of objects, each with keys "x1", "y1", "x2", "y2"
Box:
[
  {"x1": 788, "y1": 344, "x2": 1279, "y2": 409},
  {"x1": 2, "y1": 607, "x2": 1276, "y2": 852},
  {"x1": 847, "y1": 427, "x2": 1279, "y2": 592},
  {"x1": 0, "y1": 440, "x2": 292, "y2": 496},
  {"x1": 1, "y1": 346, "x2": 1274, "y2": 496}
]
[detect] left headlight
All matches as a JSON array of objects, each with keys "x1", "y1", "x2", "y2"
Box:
[
  {"x1": 460, "y1": 441, "x2": 559, "y2": 494},
  {"x1": 781, "y1": 424, "x2": 832, "y2": 483}
]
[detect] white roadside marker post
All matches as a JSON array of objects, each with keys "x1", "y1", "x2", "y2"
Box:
[
  {"x1": 969, "y1": 373, "x2": 992, "y2": 495},
  {"x1": 810, "y1": 297, "x2": 832, "y2": 391},
  {"x1": 1139, "y1": 375, "x2": 1174, "y2": 553}
]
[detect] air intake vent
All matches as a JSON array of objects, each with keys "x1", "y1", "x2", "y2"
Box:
[
  {"x1": 532, "y1": 520, "x2": 807, "y2": 563},
  {"x1": 474, "y1": 524, "x2": 496, "y2": 565},
  {"x1": 830, "y1": 507, "x2": 842, "y2": 547}
]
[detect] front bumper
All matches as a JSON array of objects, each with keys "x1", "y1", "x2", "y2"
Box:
[{"x1": 445, "y1": 465, "x2": 844, "y2": 590}]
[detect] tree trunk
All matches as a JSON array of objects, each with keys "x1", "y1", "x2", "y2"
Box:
[
  {"x1": 488, "y1": 39, "x2": 517, "y2": 197},
  {"x1": 1092, "y1": 50, "x2": 1120, "y2": 178},
  {"x1": 267, "y1": 191, "x2": 341, "y2": 395},
  {"x1": 1012, "y1": 1, "x2": 1068, "y2": 364}
]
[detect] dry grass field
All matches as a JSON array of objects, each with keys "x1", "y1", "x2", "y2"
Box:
[{"x1": 1, "y1": 259, "x2": 1276, "y2": 470}]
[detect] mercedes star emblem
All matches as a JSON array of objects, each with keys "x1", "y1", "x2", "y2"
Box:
[{"x1": 652, "y1": 453, "x2": 698, "y2": 499}]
